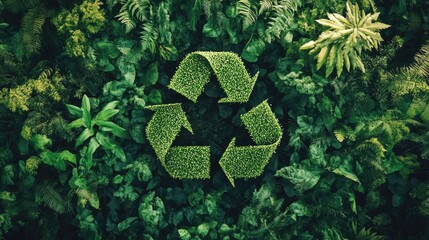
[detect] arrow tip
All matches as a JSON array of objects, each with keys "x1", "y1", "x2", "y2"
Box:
[
  {"x1": 250, "y1": 72, "x2": 259, "y2": 89},
  {"x1": 219, "y1": 138, "x2": 237, "y2": 187},
  {"x1": 217, "y1": 71, "x2": 259, "y2": 104}
]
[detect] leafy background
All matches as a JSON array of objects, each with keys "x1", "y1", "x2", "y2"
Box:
[{"x1": 0, "y1": 0, "x2": 429, "y2": 239}]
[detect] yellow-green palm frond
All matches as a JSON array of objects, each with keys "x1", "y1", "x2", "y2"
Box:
[{"x1": 300, "y1": 1, "x2": 390, "y2": 77}]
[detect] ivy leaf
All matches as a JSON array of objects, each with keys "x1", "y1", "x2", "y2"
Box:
[
  {"x1": 197, "y1": 223, "x2": 210, "y2": 237},
  {"x1": 178, "y1": 229, "x2": 191, "y2": 240}
]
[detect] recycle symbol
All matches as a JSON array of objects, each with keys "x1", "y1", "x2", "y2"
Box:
[{"x1": 145, "y1": 52, "x2": 282, "y2": 186}]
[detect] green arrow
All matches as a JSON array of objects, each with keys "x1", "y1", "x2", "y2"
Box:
[
  {"x1": 168, "y1": 51, "x2": 258, "y2": 103},
  {"x1": 219, "y1": 100, "x2": 282, "y2": 186},
  {"x1": 145, "y1": 103, "x2": 210, "y2": 179},
  {"x1": 146, "y1": 103, "x2": 193, "y2": 162}
]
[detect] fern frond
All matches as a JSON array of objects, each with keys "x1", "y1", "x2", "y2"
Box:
[
  {"x1": 372, "y1": 213, "x2": 391, "y2": 227},
  {"x1": 140, "y1": 20, "x2": 158, "y2": 55},
  {"x1": 117, "y1": 7, "x2": 136, "y2": 33},
  {"x1": 35, "y1": 183, "x2": 69, "y2": 214},
  {"x1": 202, "y1": 0, "x2": 222, "y2": 20},
  {"x1": 259, "y1": 0, "x2": 273, "y2": 14},
  {"x1": 411, "y1": 41, "x2": 429, "y2": 78},
  {"x1": 356, "y1": 138, "x2": 387, "y2": 161},
  {"x1": 356, "y1": 228, "x2": 384, "y2": 240},
  {"x1": 334, "y1": 125, "x2": 355, "y2": 142},
  {"x1": 418, "y1": 198, "x2": 429, "y2": 216},
  {"x1": 388, "y1": 41, "x2": 429, "y2": 99},
  {"x1": 116, "y1": 0, "x2": 151, "y2": 32},
  {"x1": 267, "y1": 0, "x2": 301, "y2": 39},
  {"x1": 21, "y1": 7, "x2": 47, "y2": 55},
  {"x1": 388, "y1": 69, "x2": 429, "y2": 99},
  {"x1": 237, "y1": 0, "x2": 258, "y2": 30}
]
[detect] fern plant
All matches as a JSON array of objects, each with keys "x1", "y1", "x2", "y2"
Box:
[
  {"x1": 35, "y1": 182, "x2": 70, "y2": 214},
  {"x1": 237, "y1": 0, "x2": 302, "y2": 61},
  {"x1": 4, "y1": 0, "x2": 51, "y2": 56},
  {"x1": 116, "y1": 0, "x2": 178, "y2": 60},
  {"x1": 300, "y1": 1, "x2": 390, "y2": 77},
  {"x1": 387, "y1": 41, "x2": 429, "y2": 100},
  {"x1": 21, "y1": 7, "x2": 46, "y2": 55}
]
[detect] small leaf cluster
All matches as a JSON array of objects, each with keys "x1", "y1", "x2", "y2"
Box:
[
  {"x1": 53, "y1": 0, "x2": 106, "y2": 58},
  {"x1": 0, "y1": 68, "x2": 63, "y2": 113}
]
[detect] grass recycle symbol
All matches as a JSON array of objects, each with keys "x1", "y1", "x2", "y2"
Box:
[{"x1": 145, "y1": 52, "x2": 282, "y2": 186}]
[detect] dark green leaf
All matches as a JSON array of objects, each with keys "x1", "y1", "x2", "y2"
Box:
[{"x1": 146, "y1": 62, "x2": 158, "y2": 85}]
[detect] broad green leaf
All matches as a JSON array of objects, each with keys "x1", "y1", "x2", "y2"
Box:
[
  {"x1": 219, "y1": 224, "x2": 232, "y2": 234},
  {"x1": 89, "y1": 192, "x2": 100, "y2": 209},
  {"x1": 95, "y1": 120, "x2": 129, "y2": 138},
  {"x1": 81, "y1": 95, "x2": 91, "y2": 112},
  {"x1": 348, "y1": 193, "x2": 357, "y2": 213},
  {"x1": 66, "y1": 104, "x2": 83, "y2": 117},
  {"x1": 101, "y1": 100, "x2": 120, "y2": 111},
  {"x1": 82, "y1": 108, "x2": 92, "y2": 129},
  {"x1": 86, "y1": 137, "x2": 100, "y2": 162},
  {"x1": 95, "y1": 109, "x2": 119, "y2": 121},
  {"x1": 76, "y1": 129, "x2": 95, "y2": 147},
  {"x1": 95, "y1": 132, "x2": 115, "y2": 150},
  {"x1": 68, "y1": 118, "x2": 84, "y2": 129},
  {"x1": 113, "y1": 147, "x2": 126, "y2": 162}
]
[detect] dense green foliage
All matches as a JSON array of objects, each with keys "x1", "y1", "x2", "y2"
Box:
[{"x1": 0, "y1": 0, "x2": 429, "y2": 239}]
